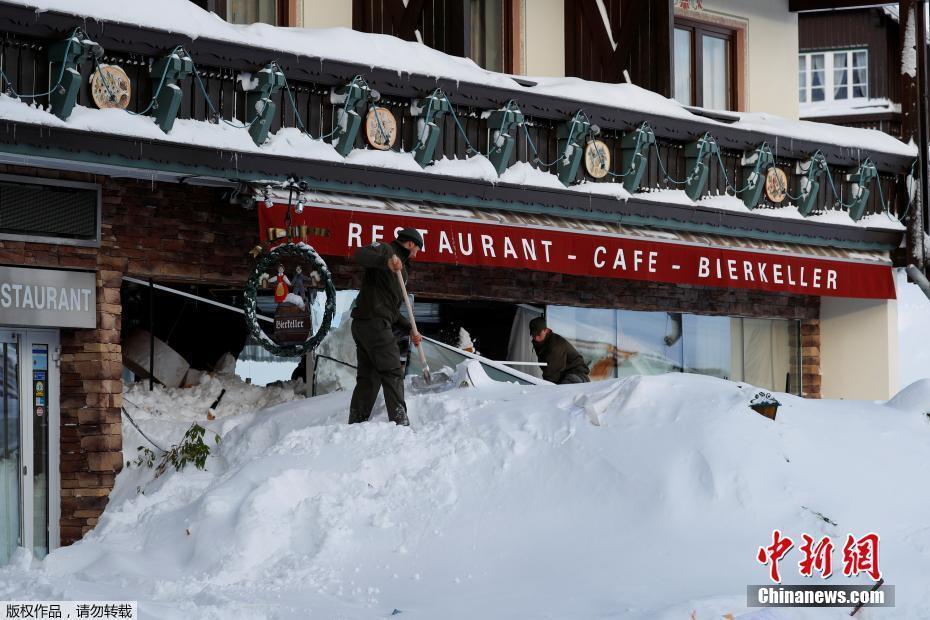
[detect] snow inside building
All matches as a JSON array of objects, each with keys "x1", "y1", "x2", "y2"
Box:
[{"x1": 0, "y1": 0, "x2": 919, "y2": 565}]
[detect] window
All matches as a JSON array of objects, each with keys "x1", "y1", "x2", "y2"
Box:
[
  {"x1": 682, "y1": 314, "x2": 731, "y2": 379},
  {"x1": 466, "y1": 0, "x2": 520, "y2": 73},
  {"x1": 545, "y1": 305, "x2": 801, "y2": 394},
  {"x1": 799, "y1": 50, "x2": 868, "y2": 105},
  {"x1": 468, "y1": 0, "x2": 504, "y2": 72},
  {"x1": 674, "y1": 19, "x2": 735, "y2": 110},
  {"x1": 227, "y1": 0, "x2": 276, "y2": 25}
]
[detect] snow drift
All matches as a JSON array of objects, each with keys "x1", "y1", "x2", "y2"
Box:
[{"x1": 1, "y1": 371, "x2": 929, "y2": 619}]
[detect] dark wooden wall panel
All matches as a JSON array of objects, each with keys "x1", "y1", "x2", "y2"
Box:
[
  {"x1": 565, "y1": 0, "x2": 672, "y2": 96},
  {"x1": 352, "y1": 0, "x2": 465, "y2": 56}
]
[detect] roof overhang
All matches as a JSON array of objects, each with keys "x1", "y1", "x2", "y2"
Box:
[
  {"x1": 0, "y1": 118, "x2": 904, "y2": 253},
  {"x1": 0, "y1": 1, "x2": 914, "y2": 173}
]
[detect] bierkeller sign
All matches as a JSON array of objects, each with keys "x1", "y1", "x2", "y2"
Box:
[{"x1": 258, "y1": 203, "x2": 896, "y2": 300}]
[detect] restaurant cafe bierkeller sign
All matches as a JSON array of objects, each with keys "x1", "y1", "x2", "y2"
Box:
[{"x1": 258, "y1": 203, "x2": 896, "y2": 300}]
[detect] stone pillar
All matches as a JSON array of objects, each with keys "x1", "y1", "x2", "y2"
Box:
[
  {"x1": 58, "y1": 262, "x2": 125, "y2": 545},
  {"x1": 800, "y1": 319, "x2": 821, "y2": 399}
]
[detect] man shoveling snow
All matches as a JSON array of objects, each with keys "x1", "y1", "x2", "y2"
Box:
[{"x1": 348, "y1": 227, "x2": 424, "y2": 427}]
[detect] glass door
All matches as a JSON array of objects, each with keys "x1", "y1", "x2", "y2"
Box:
[
  {"x1": 0, "y1": 328, "x2": 59, "y2": 566},
  {"x1": 29, "y1": 337, "x2": 51, "y2": 558},
  {"x1": 0, "y1": 331, "x2": 22, "y2": 565}
]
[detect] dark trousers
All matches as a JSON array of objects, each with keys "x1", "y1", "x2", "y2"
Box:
[
  {"x1": 560, "y1": 373, "x2": 590, "y2": 385},
  {"x1": 349, "y1": 318, "x2": 409, "y2": 425}
]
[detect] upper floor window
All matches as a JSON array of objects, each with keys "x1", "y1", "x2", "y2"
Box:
[
  {"x1": 674, "y1": 19, "x2": 735, "y2": 110},
  {"x1": 799, "y1": 50, "x2": 868, "y2": 104},
  {"x1": 227, "y1": 0, "x2": 276, "y2": 25},
  {"x1": 467, "y1": 0, "x2": 522, "y2": 73},
  {"x1": 468, "y1": 0, "x2": 504, "y2": 71}
]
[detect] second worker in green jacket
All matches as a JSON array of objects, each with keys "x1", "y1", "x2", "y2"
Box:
[{"x1": 530, "y1": 316, "x2": 591, "y2": 385}]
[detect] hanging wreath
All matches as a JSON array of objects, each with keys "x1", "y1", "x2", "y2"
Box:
[{"x1": 244, "y1": 242, "x2": 337, "y2": 357}]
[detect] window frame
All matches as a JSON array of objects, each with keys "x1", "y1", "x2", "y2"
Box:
[
  {"x1": 673, "y1": 17, "x2": 737, "y2": 110},
  {"x1": 798, "y1": 48, "x2": 869, "y2": 106}
]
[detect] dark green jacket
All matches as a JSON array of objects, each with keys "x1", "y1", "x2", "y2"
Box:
[
  {"x1": 351, "y1": 240, "x2": 412, "y2": 331},
  {"x1": 533, "y1": 331, "x2": 590, "y2": 384}
]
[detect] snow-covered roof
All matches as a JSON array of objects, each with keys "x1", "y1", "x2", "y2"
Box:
[{"x1": 3, "y1": 0, "x2": 917, "y2": 161}]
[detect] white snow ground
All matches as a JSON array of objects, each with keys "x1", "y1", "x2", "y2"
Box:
[{"x1": 1, "y1": 367, "x2": 929, "y2": 619}]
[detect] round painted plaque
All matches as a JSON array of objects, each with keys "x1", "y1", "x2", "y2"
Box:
[
  {"x1": 365, "y1": 106, "x2": 398, "y2": 150},
  {"x1": 90, "y1": 64, "x2": 131, "y2": 110},
  {"x1": 765, "y1": 167, "x2": 789, "y2": 203},
  {"x1": 584, "y1": 139, "x2": 611, "y2": 179}
]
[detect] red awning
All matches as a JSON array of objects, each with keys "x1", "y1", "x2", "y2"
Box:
[{"x1": 258, "y1": 192, "x2": 896, "y2": 300}]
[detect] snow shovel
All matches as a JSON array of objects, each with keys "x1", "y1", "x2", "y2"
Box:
[{"x1": 395, "y1": 269, "x2": 450, "y2": 390}]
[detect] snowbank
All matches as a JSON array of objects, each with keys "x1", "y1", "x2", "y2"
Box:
[{"x1": 2, "y1": 371, "x2": 930, "y2": 618}]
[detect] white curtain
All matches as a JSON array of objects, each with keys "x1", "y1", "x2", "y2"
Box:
[
  {"x1": 507, "y1": 306, "x2": 544, "y2": 379},
  {"x1": 742, "y1": 319, "x2": 791, "y2": 392},
  {"x1": 702, "y1": 35, "x2": 730, "y2": 110}
]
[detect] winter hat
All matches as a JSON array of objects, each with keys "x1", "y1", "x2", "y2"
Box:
[
  {"x1": 529, "y1": 316, "x2": 547, "y2": 336},
  {"x1": 396, "y1": 227, "x2": 424, "y2": 249}
]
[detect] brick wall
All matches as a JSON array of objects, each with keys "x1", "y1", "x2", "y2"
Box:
[{"x1": 105, "y1": 179, "x2": 257, "y2": 285}]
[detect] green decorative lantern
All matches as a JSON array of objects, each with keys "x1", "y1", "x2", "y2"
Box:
[
  {"x1": 684, "y1": 132, "x2": 719, "y2": 201},
  {"x1": 556, "y1": 111, "x2": 592, "y2": 187},
  {"x1": 796, "y1": 152, "x2": 828, "y2": 216},
  {"x1": 487, "y1": 103, "x2": 524, "y2": 176},
  {"x1": 48, "y1": 31, "x2": 103, "y2": 120},
  {"x1": 245, "y1": 62, "x2": 285, "y2": 146},
  {"x1": 845, "y1": 159, "x2": 878, "y2": 222},
  {"x1": 150, "y1": 49, "x2": 193, "y2": 133},
  {"x1": 330, "y1": 77, "x2": 373, "y2": 157},
  {"x1": 619, "y1": 122, "x2": 656, "y2": 193},
  {"x1": 410, "y1": 89, "x2": 453, "y2": 168},
  {"x1": 740, "y1": 143, "x2": 775, "y2": 210}
]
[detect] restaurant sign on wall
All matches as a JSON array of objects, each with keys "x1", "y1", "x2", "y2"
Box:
[{"x1": 258, "y1": 203, "x2": 896, "y2": 300}]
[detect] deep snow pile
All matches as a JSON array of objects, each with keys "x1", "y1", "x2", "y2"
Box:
[{"x1": 2, "y1": 371, "x2": 930, "y2": 619}]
